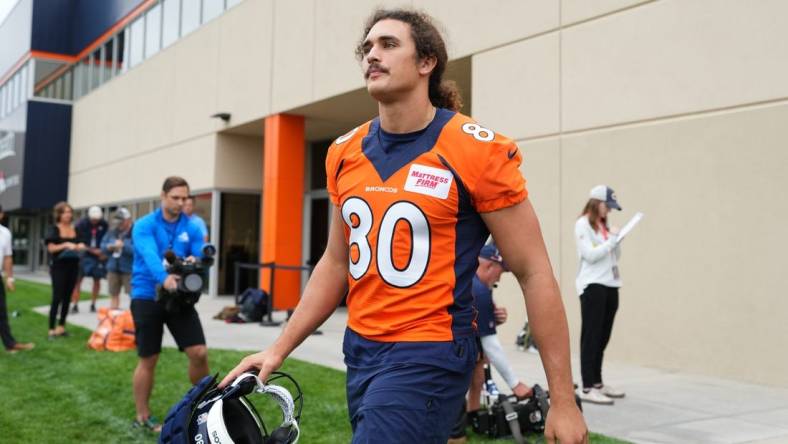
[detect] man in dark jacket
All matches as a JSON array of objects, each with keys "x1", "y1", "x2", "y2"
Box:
[
  {"x1": 72, "y1": 206, "x2": 109, "y2": 313},
  {"x1": 102, "y1": 207, "x2": 134, "y2": 309}
]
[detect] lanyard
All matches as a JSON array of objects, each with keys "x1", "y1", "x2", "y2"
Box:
[
  {"x1": 161, "y1": 215, "x2": 180, "y2": 250},
  {"x1": 598, "y1": 223, "x2": 608, "y2": 240}
]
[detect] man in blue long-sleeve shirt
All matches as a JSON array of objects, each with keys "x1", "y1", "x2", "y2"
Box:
[{"x1": 130, "y1": 176, "x2": 209, "y2": 431}]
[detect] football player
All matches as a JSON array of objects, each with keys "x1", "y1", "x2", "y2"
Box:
[{"x1": 222, "y1": 8, "x2": 587, "y2": 444}]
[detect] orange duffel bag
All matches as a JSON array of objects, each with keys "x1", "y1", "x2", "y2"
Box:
[{"x1": 88, "y1": 307, "x2": 136, "y2": 352}]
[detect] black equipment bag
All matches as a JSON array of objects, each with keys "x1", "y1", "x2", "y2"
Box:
[
  {"x1": 238, "y1": 288, "x2": 269, "y2": 322},
  {"x1": 471, "y1": 384, "x2": 583, "y2": 442},
  {"x1": 471, "y1": 384, "x2": 549, "y2": 442}
]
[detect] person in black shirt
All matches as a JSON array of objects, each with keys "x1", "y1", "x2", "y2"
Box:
[{"x1": 45, "y1": 202, "x2": 86, "y2": 338}]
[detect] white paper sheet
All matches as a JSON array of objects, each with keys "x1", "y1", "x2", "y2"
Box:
[{"x1": 617, "y1": 212, "x2": 643, "y2": 242}]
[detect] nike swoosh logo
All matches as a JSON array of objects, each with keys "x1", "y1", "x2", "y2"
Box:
[{"x1": 507, "y1": 148, "x2": 518, "y2": 159}]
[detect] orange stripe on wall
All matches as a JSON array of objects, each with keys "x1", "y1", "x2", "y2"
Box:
[
  {"x1": 30, "y1": 51, "x2": 78, "y2": 63},
  {"x1": 260, "y1": 114, "x2": 306, "y2": 310}
]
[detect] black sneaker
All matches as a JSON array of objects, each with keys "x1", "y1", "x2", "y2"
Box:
[
  {"x1": 71, "y1": 304, "x2": 79, "y2": 314},
  {"x1": 90, "y1": 304, "x2": 96, "y2": 313}
]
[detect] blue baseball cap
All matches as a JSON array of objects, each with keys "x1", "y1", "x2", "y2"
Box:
[{"x1": 479, "y1": 243, "x2": 508, "y2": 271}]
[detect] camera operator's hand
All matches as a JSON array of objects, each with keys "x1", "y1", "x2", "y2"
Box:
[
  {"x1": 163, "y1": 274, "x2": 180, "y2": 292},
  {"x1": 184, "y1": 256, "x2": 197, "y2": 264},
  {"x1": 76, "y1": 243, "x2": 87, "y2": 252}
]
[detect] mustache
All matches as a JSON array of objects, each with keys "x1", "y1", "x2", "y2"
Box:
[{"x1": 365, "y1": 63, "x2": 389, "y2": 79}]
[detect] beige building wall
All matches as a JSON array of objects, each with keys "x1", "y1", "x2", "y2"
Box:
[
  {"x1": 214, "y1": 134, "x2": 263, "y2": 191},
  {"x1": 474, "y1": 1, "x2": 788, "y2": 387},
  {"x1": 69, "y1": 0, "x2": 788, "y2": 385}
]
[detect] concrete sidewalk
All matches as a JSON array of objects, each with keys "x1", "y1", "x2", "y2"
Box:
[{"x1": 23, "y1": 272, "x2": 788, "y2": 444}]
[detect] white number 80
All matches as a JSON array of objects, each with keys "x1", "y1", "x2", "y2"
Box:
[{"x1": 341, "y1": 198, "x2": 430, "y2": 288}]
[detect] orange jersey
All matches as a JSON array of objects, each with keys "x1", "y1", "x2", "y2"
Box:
[{"x1": 326, "y1": 109, "x2": 527, "y2": 342}]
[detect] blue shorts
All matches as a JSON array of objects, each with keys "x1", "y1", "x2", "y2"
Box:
[
  {"x1": 343, "y1": 328, "x2": 476, "y2": 444},
  {"x1": 81, "y1": 256, "x2": 107, "y2": 279}
]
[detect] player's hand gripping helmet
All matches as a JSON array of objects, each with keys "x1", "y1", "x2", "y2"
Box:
[{"x1": 159, "y1": 372, "x2": 303, "y2": 444}]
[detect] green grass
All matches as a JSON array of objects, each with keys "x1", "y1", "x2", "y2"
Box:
[{"x1": 1, "y1": 280, "x2": 628, "y2": 443}]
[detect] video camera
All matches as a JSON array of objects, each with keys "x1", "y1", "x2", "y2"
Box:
[
  {"x1": 469, "y1": 364, "x2": 582, "y2": 442},
  {"x1": 157, "y1": 244, "x2": 216, "y2": 313}
]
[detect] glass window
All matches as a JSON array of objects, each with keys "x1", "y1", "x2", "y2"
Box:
[
  {"x1": 0, "y1": 85, "x2": 5, "y2": 117},
  {"x1": 121, "y1": 29, "x2": 129, "y2": 73},
  {"x1": 26, "y1": 61, "x2": 34, "y2": 97},
  {"x1": 202, "y1": 0, "x2": 223, "y2": 23},
  {"x1": 162, "y1": 0, "x2": 180, "y2": 48},
  {"x1": 145, "y1": 3, "x2": 162, "y2": 58},
  {"x1": 181, "y1": 0, "x2": 200, "y2": 36},
  {"x1": 63, "y1": 69, "x2": 73, "y2": 100},
  {"x1": 110, "y1": 35, "x2": 119, "y2": 78},
  {"x1": 19, "y1": 65, "x2": 27, "y2": 102},
  {"x1": 7, "y1": 82, "x2": 13, "y2": 112},
  {"x1": 227, "y1": 0, "x2": 243, "y2": 9},
  {"x1": 102, "y1": 39, "x2": 114, "y2": 83},
  {"x1": 76, "y1": 57, "x2": 90, "y2": 99},
  {"x1": 54, "y1": 76, "x2": 63, "y2": 99},
  {"x1": 72, "y1": 62, "x2": 82, "y2": 99},
  {"x1": 11, "y1": 74, "x2": 19, "y2": 108},
  {"x1": 17, "y1": 72, "x2": 23, "y2": 105},
  {"x1": 92, "y1": 48, "x2": 102, "y2": 89},
  {"x1": 310, "y1": 140, "x2": 331, "y2": 190},
  {"x1": 129, "y1": 17, "x2": 145, "y2": 68},
  {"x1": 87, "y1": 53, "x2": 94, "y2": 94}
]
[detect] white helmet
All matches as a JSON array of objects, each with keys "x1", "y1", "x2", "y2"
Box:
[{"x1": 160, "y1": 372, "x2": 302, "y2": 444}]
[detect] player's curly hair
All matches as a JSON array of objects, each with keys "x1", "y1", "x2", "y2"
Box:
[{"x1": 356, "y1": 8, "x2": 463, "y2": 112}]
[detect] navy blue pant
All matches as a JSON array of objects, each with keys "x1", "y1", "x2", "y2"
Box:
[
  {"x1": 0, "y1": 277, "x2": 17, "y2": 349},
  {"x1": 344, "y1": 328, "x2": 476, "y2": 444}
]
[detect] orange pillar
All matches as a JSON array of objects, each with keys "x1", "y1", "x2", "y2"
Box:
[{"x1": 260, "y1": 114, "x2": 305, "y2": 310}]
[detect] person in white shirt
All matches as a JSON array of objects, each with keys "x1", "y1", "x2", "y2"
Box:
[
  {"x1": 0, "y1": 205, "x2": 34, "y2": 353},
  {"x1": 575, "y1": 185, "x2": 625, "y2": 405}
]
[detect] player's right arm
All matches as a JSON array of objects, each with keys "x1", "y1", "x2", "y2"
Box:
[{"x1": 219, "y1": 207, "x2": 349, "y2": 387}]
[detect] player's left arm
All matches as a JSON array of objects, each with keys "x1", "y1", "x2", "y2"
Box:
[{"x1": 481, "y1": 200, "x2": 588, "y2": 444}]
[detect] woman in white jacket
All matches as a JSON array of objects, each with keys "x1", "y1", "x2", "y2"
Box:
[{"x1": 575, "y1": 185, "x2": 625, "y2": 405}]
